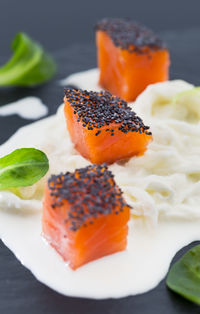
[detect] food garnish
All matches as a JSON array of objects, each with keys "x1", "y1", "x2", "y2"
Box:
[
  {"x1": 0, "y1": 148, "x2": 49, "y2": 190},
  {"x1": 167, "y1": 244, "x2": 200, "y2": 305},
  {"x1": 172, "y1": 87, "x2": 200, "y2": 105},
  {"x1": 0, "y1": 33, "x2": 56, "y2": 87}
]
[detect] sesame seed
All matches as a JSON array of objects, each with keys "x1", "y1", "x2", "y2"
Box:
[{"x1": 95, "y1": 130, "x2": 101, "y2": 136}]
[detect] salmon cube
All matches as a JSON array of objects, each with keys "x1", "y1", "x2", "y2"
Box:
[
  {"x1": 96, "y1": 18, "x2": 170, "y2": 101},
  {"x1": 42, "y1": 164, "x2": 131, "y2": 270},
  {"x1": 64, "y1": 88, "x2": 152, "y2": 164}
]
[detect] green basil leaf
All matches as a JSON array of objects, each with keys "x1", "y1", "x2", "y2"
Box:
[
  {"x1": 0, "y1": 148, "x2": 49, "y2": 189},
  {"x1": 0, "y1": 33, "x2": 56, "y2": 87},
  {"x1": 166, "y1": 244, "x2": 200, "y2": 305}
]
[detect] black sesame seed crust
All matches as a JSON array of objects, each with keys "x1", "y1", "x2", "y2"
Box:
[
  {"x1": 64, "y1": 88, "x2": 152, "y2": 136},
  {"x1": 95, "y1": 18, "x2": 166, "y2": 53},
  {"x1": 48, "y1": 164, "x2": 131, "y2": 231}
]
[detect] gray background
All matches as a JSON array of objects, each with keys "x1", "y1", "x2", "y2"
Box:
[
  {"x1": 1, "y1": 0, "x2": 200, "y2": 54},
  {"x1": 0, "y1": 0, "x2": 200, "y2": 313}
]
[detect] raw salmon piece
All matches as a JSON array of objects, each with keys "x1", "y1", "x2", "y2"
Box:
[
  {"x1": 64, "y1": 88, "x2": 152, "y2": 164},
  {"x1": 96, "y1": 18, "x2": 170, "y2": 101},
  {"x1": 42, "y1": 164, "x2": 131, "y2": 270}
]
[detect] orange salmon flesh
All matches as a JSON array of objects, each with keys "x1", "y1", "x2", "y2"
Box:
[
  {"x1": 42, "y1": 165, "x2": 131, "y2": 270},
  {"x1": 64, "y1": 89, "x2": 152, "y2": 164},
  {"x1": 96, "y1": 31, "x2": 170, "y2": 101}
]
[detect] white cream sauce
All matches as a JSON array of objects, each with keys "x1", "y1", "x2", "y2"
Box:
[
  {"x1": 0, "y1": 69, "x2": 200, "y2": 299},
  {"x1": 0, "y1": 97, "x2": 48, "y2": 120}
]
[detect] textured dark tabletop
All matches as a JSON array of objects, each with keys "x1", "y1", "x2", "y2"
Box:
[{"x1": 1, "y1": 1, "x2": 200, "y2": 313}]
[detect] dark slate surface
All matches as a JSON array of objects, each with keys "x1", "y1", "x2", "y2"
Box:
[{"x1": 0, "y1": 28, "x2": 200, "y2": 314}]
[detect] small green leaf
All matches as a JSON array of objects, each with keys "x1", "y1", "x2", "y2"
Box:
[
  {"x1": 170, "y1": 87, "x2": 200, "y2": 123},
  {"x1": 0, "y1": 148, "x2": 49, "y2": 189},
  {"x1": 167, "y1": 244, "x2": 200, "y2": 305},
  {"x1": 0, "y1": 33, "x2": 56, "y2": 87},
  {"x1": 172, "y1": 87, "x2": 200, "y2": 104}
]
